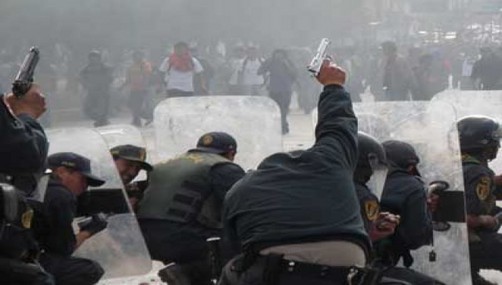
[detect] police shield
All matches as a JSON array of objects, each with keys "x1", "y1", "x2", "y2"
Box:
[
  {"x1": 96, "y1": 124, "x2": 146, "y2": 149},
  {"x1": 46, "y1": 127, "x2": 152, "y2": 279},
  {"x1": 433, "y1": 90, "x2": 502, "y2": 173},
  {"x1": 153, "y1": 96, "x2": 282, "y2": 169},
  {"x1": 96, "y1": 124, "x2": 151, "y2": 181},
  {"x1": 353, "y1": 101, "x2": 471, "y2": 285}
]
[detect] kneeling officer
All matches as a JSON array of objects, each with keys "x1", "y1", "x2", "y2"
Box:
[
  {"x1": 221, "y1": 60, "x2": 371, "y2": 285},
  {"x1": 31, "y1": 152, "x2": 108, "y2": 285}
]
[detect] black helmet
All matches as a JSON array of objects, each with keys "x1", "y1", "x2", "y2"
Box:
[
  {"x1": 457, "y1": 116, "x2": 502, "y2": 152},
  {"x1": 382, "y1": 140, "x2": 420, "y2": 171},
  {"x1": 357, "y1": 132, "x2": 387, "y2": 170},
  {"x1": 356, "y1": 132, "x2": 388, "y2": 198}
]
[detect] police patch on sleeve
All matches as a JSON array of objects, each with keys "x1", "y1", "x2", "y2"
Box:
[
  {"x1": 21, "y1": 209, "x2": 34, "y2": 229},
  {"x1": 476, "y1": 176, "x2": 491, "y2": 201},
  {"x1": 364, "y1": 200, "x2": 379, "y2": 221}
]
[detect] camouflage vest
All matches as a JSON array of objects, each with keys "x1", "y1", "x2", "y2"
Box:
[{"x1": 137, "y1": 152, "x2": 230, "y2": 229}]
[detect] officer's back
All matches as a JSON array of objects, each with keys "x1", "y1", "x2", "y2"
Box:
[
  {"x1": 221, "y1": 61, "x2": 370, "y2": 285},
  {"x1": 137, "y1": 132, "x2": 245, "y2": 285}
]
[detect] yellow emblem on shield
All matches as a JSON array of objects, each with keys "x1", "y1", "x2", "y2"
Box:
[
  {"x1": 476, "y1": 176, "x2": 491, "y2": 201},
  {"x1": 365, "y1": 200, "x2": 379, "y2": 221}
]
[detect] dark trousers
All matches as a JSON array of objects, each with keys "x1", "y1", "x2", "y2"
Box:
[
  {"x1": 0, "y1": 258, "x2": 54, "y2": 285},
  {"x1": 269, "y1": 91, "x2": 291, "y2": 134},
  {"x1": 40, "y1": 253, "x2": 104, "y2": 285},
  {"x1": 469, "y1": 232, "x2": 502, "y2": 281},
  {"x1": 167, "y1": 89, "x2": 194, "y2": 98},
  {"x1": 139, "y1": 219, "x2": 212, "y2": 285},
  {"x1": 128, "y1": 90, "x2": 153, "y2": 125},
  {"x1": 84, "y1": 92, "x2": 110, "y2": 127}
]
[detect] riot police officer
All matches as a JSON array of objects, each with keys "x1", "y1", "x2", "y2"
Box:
[
  {"x1": 353, "y1": 133, "x2": 439, "y2": 284},
  {"x1": 110, "y1": 144, "x2": 153, "y2": 210},
  {"x1": 31, "y1": 152, "x2": 107, "y2": 285},
  {"x1": 353, "y1": 132, "x2": 399, "y2": 243},
  {"x1": 137, "y1": 132, "x2": 245, "y2": 285},
  {"x1": 220, "y1": 61, "x2": 371, "y2": 285},
  {"x1": 1, "y1": 84, "x2": 48, "y2": 194},
  {"x1": 378, "y1": 140, "x2": 433, "y2": 268},
  {"x1": 377, "y1": 140, "x2": 441, "y2": 284},
  {"x1": 457, "y1": 116, "x2": 502, "y2": 283},
  {"x1": 0, "y1": 84, "x2": 53, "y2": 284}
]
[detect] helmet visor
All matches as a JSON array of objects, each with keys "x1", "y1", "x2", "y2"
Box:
[{"x1": 367, "y1": 156, "x2": 388, "y2": 200}]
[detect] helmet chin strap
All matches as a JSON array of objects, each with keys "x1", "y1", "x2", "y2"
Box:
[{"x1": 484, "y1": 146, "x2": 498, "y2": 162}]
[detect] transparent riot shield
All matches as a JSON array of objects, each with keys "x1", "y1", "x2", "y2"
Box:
[
  {"x1": 153, "y1": 96, "x2": 282, "y2": 169},
  {"x1": 353, "y1": 101, "x2": 471, "y2": 285},
  {"x1": 433, "y1": 90, "x2": 502, "y2": 173},
  {"x1": 311, "y1": 101, "x2": 429, "y2": 141},
  {"x1": 46, "y1": 127, "x2": 152, "y2": 279},
  {"x1": 96, "y1": 124, "x2": 151, "y2": 181},
  {"x1": 96, "y1": 124, "x2": 146, "y2": 149}
]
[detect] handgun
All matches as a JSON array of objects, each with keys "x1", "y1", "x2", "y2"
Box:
[
  {"x1": 307, "y1": 38, "x2": 330, "y2": 76},
  {"x1": 12, "y1": 47, "x2": 40, "y2": 97}
]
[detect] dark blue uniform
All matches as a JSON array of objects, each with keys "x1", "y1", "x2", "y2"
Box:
[
  {"x1": 0, "y1": 95, "x2": 48, "y2": 193},
  {"x1": 354, "y1": 183, "x2": 379, "y2": 235},
  {"x1": 0, "y1": 95, "x2": 52, "y2": 284},
  {"x1": 221, "y1": 85, "x2": 369, "y2": 285},
  {"x1": 225, "y1": 84, "x2": 367, "y2": 251},
  {"x1": 31, "y1": 177, "x2": 104, "y2": 285},
  {"x1": 379, "y1": 170, "x2": 432, "y2": 267},
  {"x1": 355, "y1": 180, "x2": 439, "y2": 285},
  {"x1": 463, "y1": 155, "x2": 502, "y2": 273}
]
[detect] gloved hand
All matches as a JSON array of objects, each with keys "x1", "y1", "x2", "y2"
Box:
[
  {"x1": 428, "y1": 180, "x2": 449, "y2": 195},
  {"x1": 492, "y1": 212, "x2": 502, "y2": 231},
  {"x1": 427, "y1": 180, "x2": 449, "y2": 213},
  {"x1": 78, "y1": 213, "x2": 108, "y2": 236},
  {"x1": 126, "y1": 180, "x2": 148, "y2": 200}
]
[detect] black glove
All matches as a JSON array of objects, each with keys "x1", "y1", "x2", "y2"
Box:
[
  {"x1": 126, "y1": 180, "x2": 148, "y2": 200},
  {"x1": 78, "y1": 213, "x2": 108, "y2": 235},
  {"x1": 428, "y1": 180, "x2": 449, "y2": 195}
]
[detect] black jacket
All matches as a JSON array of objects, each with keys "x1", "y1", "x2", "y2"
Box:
[
  {"x1": 0, "y1": 96, "x2": 47, "y2": 172},
  {"x1": 0, "y1": 95, "x2": 48, "y2": 193},
  {"x1": 224, "y1": 84, "x2": 369, "y2": 253},
  {"x1": 377, "y1": 170, "x2": 432, "y2": 266},
  {"x1": 31, "y1": 177, "x2": 77, "y2": 257}
]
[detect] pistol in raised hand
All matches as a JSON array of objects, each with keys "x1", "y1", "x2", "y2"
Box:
[
  {"x1": 12, "y1": 47, "x2": 40, "y2": 97},
  {"x1": 307, "y1": 38, "x2": 330, "y2": 77}
]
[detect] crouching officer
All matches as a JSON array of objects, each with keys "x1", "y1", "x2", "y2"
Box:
[
  {"x1": 137, "y1": 132, "x2": 245, "y2": 285},
  {"x1": 110, "y1": 144, "x2": 153, "y2": 210},
  {"x1": 31, "y1": 152, "x2": 107, "y2": 285},
  {"x1": 377, "y1": 141, "x2": 433, "y2": 267},
  {"x1": 220, "y1": 61, "x2": 373, "y2": 285},
  {"x1": 457, "y1": 116, "x2": 502, "y2": 283},
  {"x1": 377, "y1": 140, "x2": 442, "y2": 284},
  {"x1": 353, "y1": 132, "x2": 400, "y2": 243},
  {"x1": 353, "y1": 132, "x2": 434, "y2": 285}
]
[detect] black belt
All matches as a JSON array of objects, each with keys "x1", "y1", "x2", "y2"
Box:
[
  {"x1": 278, "y1": 258, "x2": 353, "y2": 279},
  {"x1": 256, "y1": 254, "x2": 361, "y2": 284}
]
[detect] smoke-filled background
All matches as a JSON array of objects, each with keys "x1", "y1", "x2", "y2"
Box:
[
  {"x1": 0, "y1": 0, "x2": 369, "y2": 61},
  {"x1": 4, "y1": 1, "x2": 502, "y2": 284}
]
